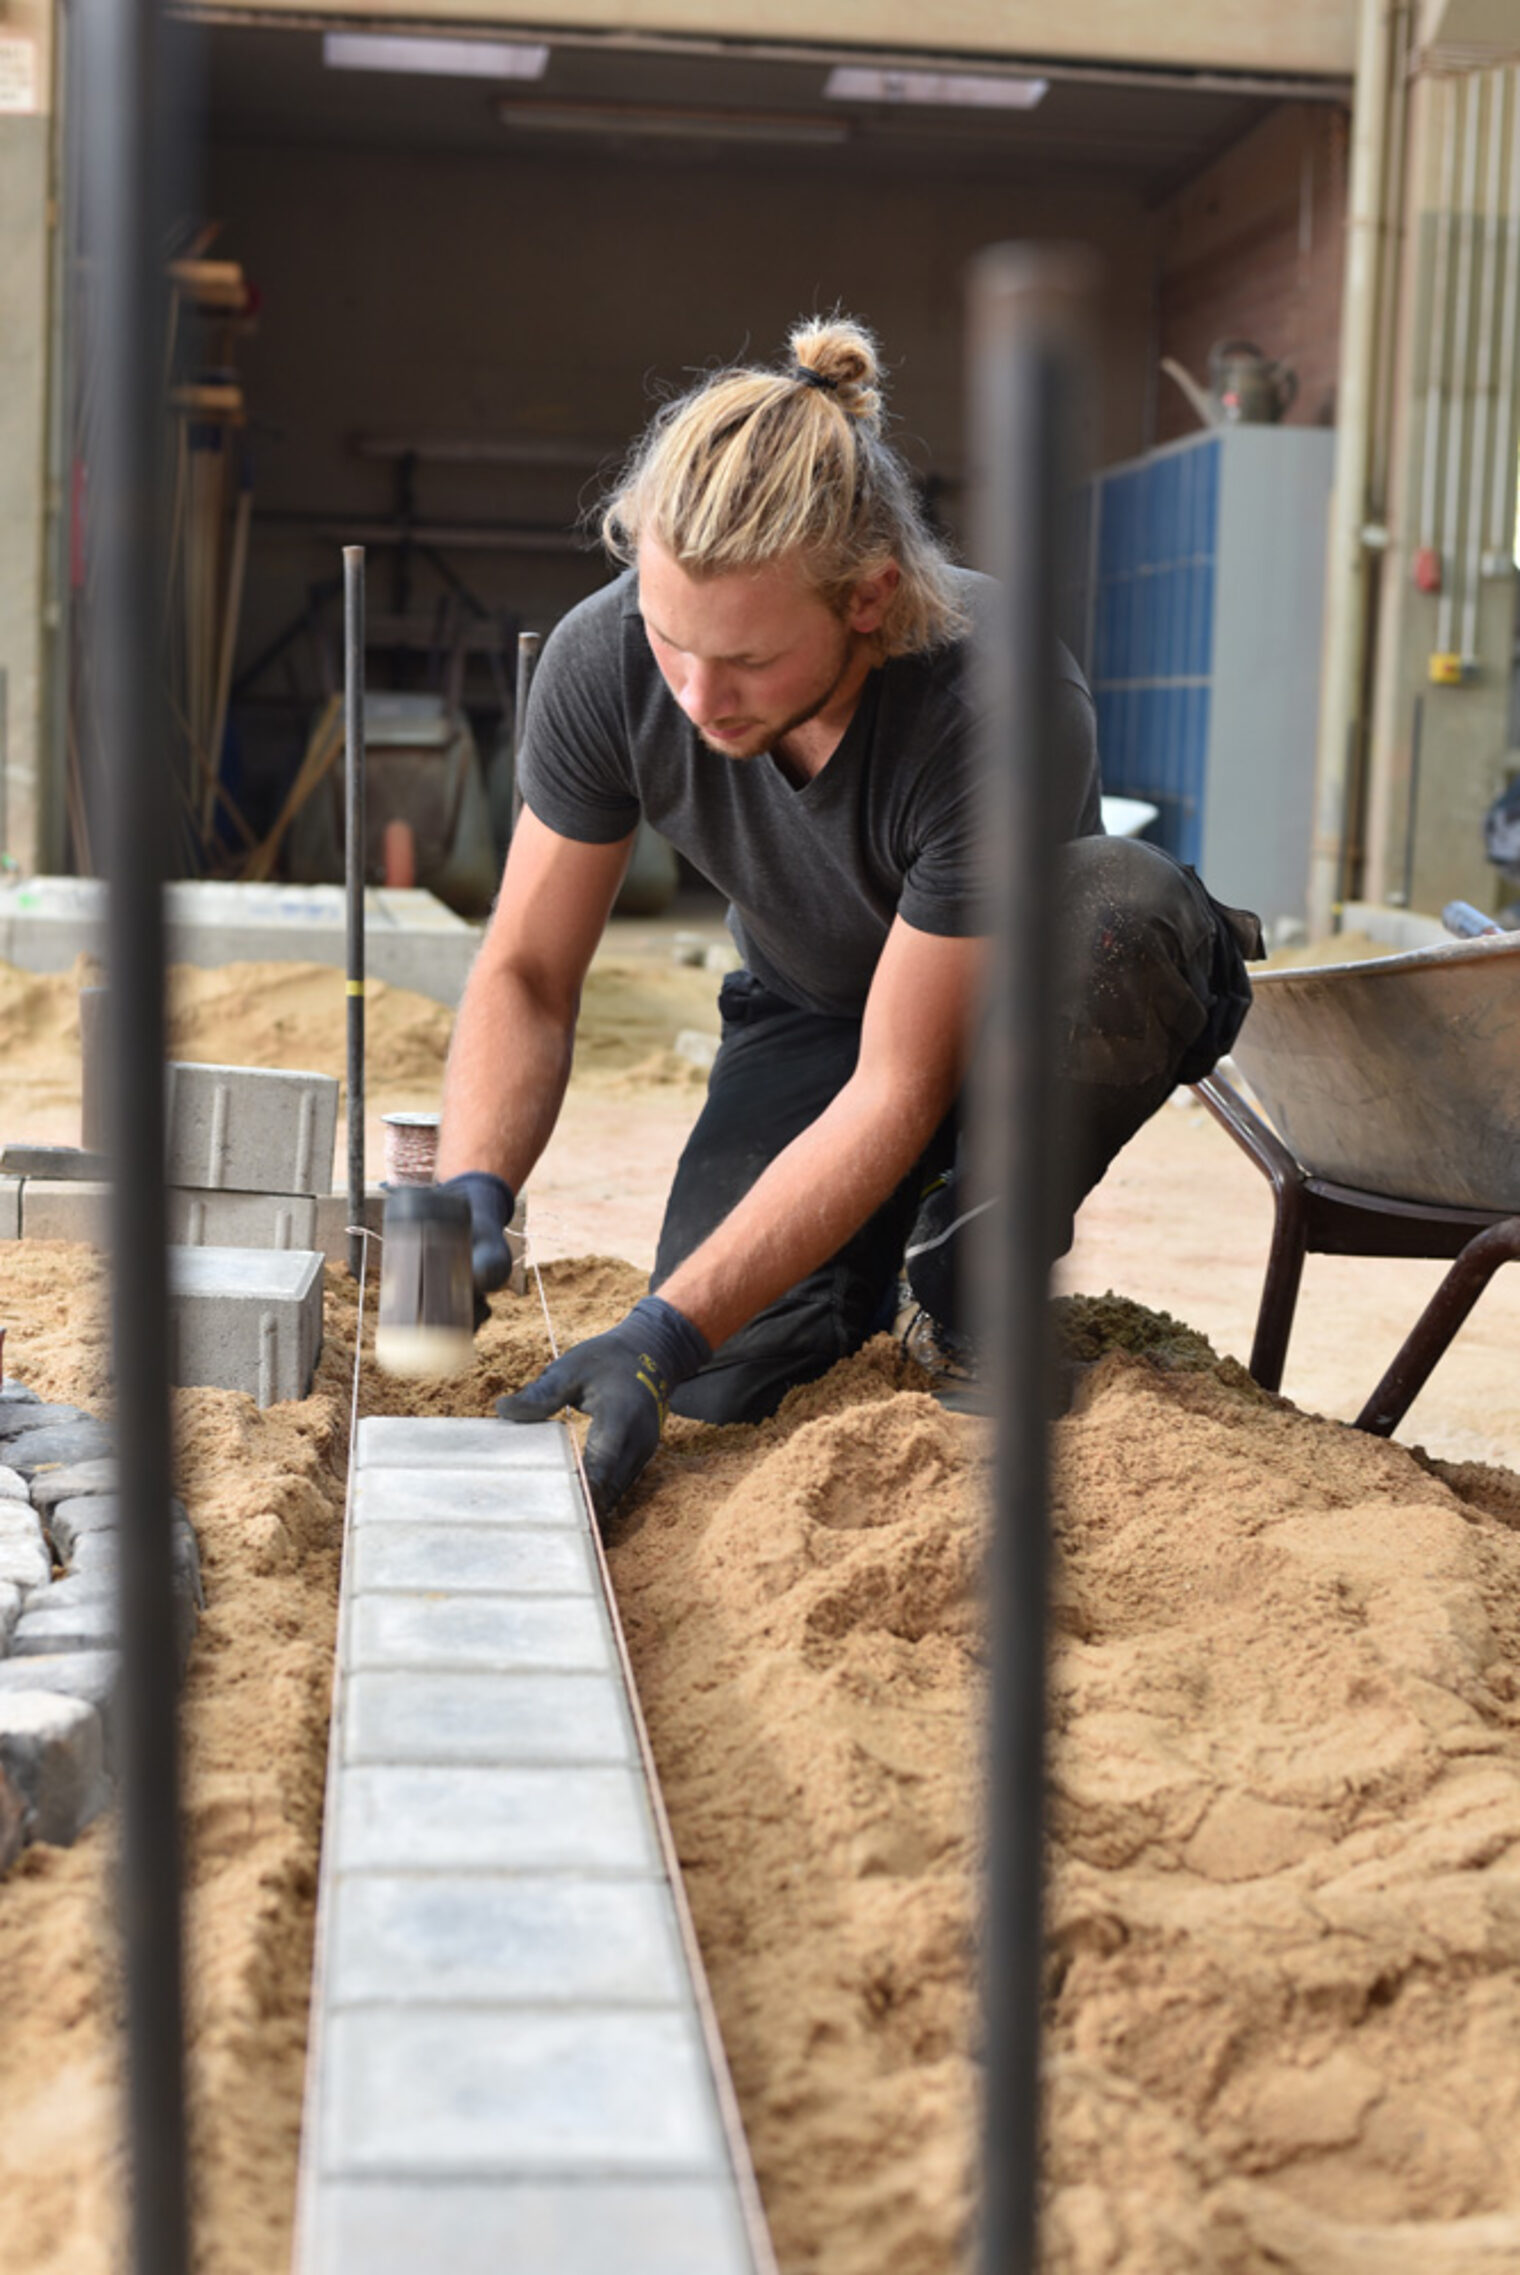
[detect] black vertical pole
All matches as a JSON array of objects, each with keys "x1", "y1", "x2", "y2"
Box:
[
  {"x1": 90, "y1": 0, "x2": 191, "y2": 2262},
  {"x1": 344, "y1": 547, "x2": 366, "y2": 1279},
  {"x1": 968, "y1": 245, "x2": 1094, "y2": 2275}
]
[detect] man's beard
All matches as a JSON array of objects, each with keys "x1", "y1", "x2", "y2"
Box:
[{"x1": 694, "y1": 629, "x2": 856, "y2": 761}]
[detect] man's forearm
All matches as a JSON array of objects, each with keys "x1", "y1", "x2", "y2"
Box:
[
  {"x1": 655, "y1": 1068, "x2": 941, "y2": 1350},
  {"x1": 436, "y1": 958, "x2": 576, "y2": 1192}
]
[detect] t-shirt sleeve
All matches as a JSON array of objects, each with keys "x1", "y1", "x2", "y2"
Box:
[
  {"x1": 515, "y1": 588, "x2": 642, "y2": 844},
  {"x1": 894, "y1": 673, "x2": 1103, "y2": 937},
  {"x1": 895, "y1": 718, "x2": 983, "y2": 937}
]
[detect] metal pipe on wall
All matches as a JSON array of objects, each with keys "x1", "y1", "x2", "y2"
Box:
[
  {"x1": 967, "y1": 240, "x2": 1094, "y2": 2275},
  {"x1": 1307, "y1": 0, "x2": 1399, "y2": 938},
  {"x1": 1488, "y1": 66, "x2": 1520, "y2": 557},
  {"x1": 344, "y1": 546, "x2": 366, "y2": 1279},
  {"x1": 85, "y1": 0, "x2": 192, "y2": 2260},
  {"x1": 1369, "y1": 0, "x2": 1414, "y2": 521},
  {"x1": 1419, "y1": 74, "x2": 1460, "y2": 555},
  {"x1": 1463, "y1": 71, "x2": 1507, "y2": 664},
  {"x1": 1436, "y1": 71, "x2": 1483, "y2": 660}
]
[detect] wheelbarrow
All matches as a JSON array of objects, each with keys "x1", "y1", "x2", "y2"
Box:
[{"x1": 1195, "y1": 928, "x2": 1520, "y2": 1436}]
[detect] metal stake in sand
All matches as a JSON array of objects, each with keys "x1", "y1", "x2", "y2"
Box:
[
  {"x1": 968, "y1": 244, "x2": 1095, "y2": 2275},
  {"x1": 86, "y1": 0, "x2": 191, "y2": 2259},
  {"x1": 344, "y1": 546, "x2": 366, "y2": 1280}
]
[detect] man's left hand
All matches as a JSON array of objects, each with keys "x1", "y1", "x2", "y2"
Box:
[{"x1": 496, "y1": 1294, "x2": 711, "y2": 1522}]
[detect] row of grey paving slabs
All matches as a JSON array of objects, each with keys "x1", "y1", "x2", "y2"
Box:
[{"x1": 0, "y1": 1380, "x2": 201, "y2": 1858}]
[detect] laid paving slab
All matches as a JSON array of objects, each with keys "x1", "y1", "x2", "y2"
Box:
[
  {"x1": 18, "y1": 1182, "x2": 108, "y2": 1244},
  {"x1": 330, "y1": 1875, "x2": 686, "y2": 2007},
  {"x1": 0, "y1": 1580, "x2": 20, "y2": 1643},
  {"x1": 349, "y1": 1593, "x2": 610, "y2": 1674},
  {"x1": 325, "y1": 2007, "x2": 723, "y2": 2176},
  {"x1": 352, "y1": 1523, "x2": 595, "y2": 1598},
  {"x1": 297, "y1": 1414, "x2": 767, "y2": 2275},
  {"x1": 0, "y1": 1466, "x2": 27, "y2": 1501},
  {"x1": 307, "y1": 2179, "x2": 750, "y2": 2275},
  {"x1": 345, "y1": 1670, "x2": 632, "y2": 1767},
  {"x1": 354, "y1": 1416, "x2": 576, "y2": 1472},
  {"x1": 332, "y1": 1765, "x2": 659, "y2": 1877},
  {"x1": 353, "y1": 1466, "x2": 578, "y2": 1528},
  {"x1": 12, "y1": 1596, "x2": 120, "y2": 1658}
]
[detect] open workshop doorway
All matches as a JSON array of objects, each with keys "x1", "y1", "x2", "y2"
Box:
[{"x1": 154, "y1": 14, "x2": 1342, "y2": 902}]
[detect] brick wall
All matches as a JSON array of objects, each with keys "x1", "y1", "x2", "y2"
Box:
[{"x1": 1155, "y1": 103, "x2": 1349, "y2": 446}]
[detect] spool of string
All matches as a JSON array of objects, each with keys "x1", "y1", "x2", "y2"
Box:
[{"x1": 382, "y1": 1112, "x2": 440, "y2": 1187}]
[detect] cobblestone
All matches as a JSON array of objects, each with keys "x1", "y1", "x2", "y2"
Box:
[
  {"x1": 0, "y1": 1689, "x2": 108, "y2": 1844},
  {"x1": 28, "y1": 1458, "x2": 117, "y2": 1510}
]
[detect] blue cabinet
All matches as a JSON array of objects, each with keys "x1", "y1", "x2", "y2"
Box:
[{"x1": 1083, "y1": 425, "x2": 1334, "y2": 928}]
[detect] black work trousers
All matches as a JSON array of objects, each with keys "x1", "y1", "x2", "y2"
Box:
[{"x1": 654, "y1": 835, "x2": 1259, "y2": 1426}]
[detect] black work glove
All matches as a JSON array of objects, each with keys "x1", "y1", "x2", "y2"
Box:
[
  {"x1": 437, "y1": 1171, "x2": 516, "y2": 1325},
  {"x1": 496, "y1": 1294, "x2": 711, "y2": 1521}
]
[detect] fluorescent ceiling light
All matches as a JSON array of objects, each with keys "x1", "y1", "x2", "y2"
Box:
[
  {"x1": 323, "y1": 33, "x2": 550, "y2": 81},
  {"x1": 825, "y1": 65, "x2": 1047, "y2": 110},
  {"x1": 497, "y1": 99, "x2": 849, "y2": 147}
]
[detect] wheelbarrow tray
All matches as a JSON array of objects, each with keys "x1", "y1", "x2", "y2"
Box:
[{"x1": 1231, "y1": 930, "x2": 1520, "y2": 1213}]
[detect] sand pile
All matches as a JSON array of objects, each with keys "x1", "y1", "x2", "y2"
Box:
[{"x1": 612, "y1": 1308, "x2": 1520, "y2": 2274}]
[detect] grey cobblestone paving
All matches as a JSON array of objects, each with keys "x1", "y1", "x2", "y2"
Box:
[{"x1": 0, "y1": 1384, "x2": 202, "y2": 1847}]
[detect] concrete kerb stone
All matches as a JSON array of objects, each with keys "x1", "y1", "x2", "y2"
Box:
[
  {"x1": 0, "y1": 1176, "x2": 19, "y2": 1240},
  {"x1": 0, "y1": 1690, "x2": 109, "y2": 1845},
  {"x1": 168, "y1": 1244, "x2": 325, "y2": 1405},
  {"x1": 168, "y1": 1188, "x2": 319, "y2": 1251},
  {"x1": 18, "y1": 1182, "x2": 109, "y2": 1244},
  {"x1": 166, "y1": 1062, "x2": 339, "y2": 1198}
]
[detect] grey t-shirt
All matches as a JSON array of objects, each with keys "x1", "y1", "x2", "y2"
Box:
[{"x1": 517, "y1": 564, "x2": 1102, "y2": 1018}]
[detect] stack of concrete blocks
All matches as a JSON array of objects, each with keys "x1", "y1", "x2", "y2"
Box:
[
  {"x1": 164, "y1": 1063, "x2": 338, "y2": 1405},
  {"x1": 0, "y1": 1382, "x2": 203, "y2": 1868}
]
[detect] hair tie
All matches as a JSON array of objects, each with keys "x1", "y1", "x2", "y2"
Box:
[{"x1": 792, "y1": 364, "x2": 840, "y2": 393}]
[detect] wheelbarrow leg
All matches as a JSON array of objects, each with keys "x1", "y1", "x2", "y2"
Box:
[
  {"x1": 1250, "y1": 1177, "x2": 1309, "y2": 1393},
  {"x1": 1355, "y1": 1216, "x2": 1520, "y2": 1437},
  {"x1": 1193, "y1": 1074, "x2": 1310, "y2": 1394}
]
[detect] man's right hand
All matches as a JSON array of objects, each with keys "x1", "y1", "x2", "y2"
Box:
[{"x1": 437, "y1": 1171, "x2": 516, "y2": 1318}]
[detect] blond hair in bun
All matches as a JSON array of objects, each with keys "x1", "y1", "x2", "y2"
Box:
[{"x1": 602, "y1": 315, "x2": 967, "y2": 658}]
